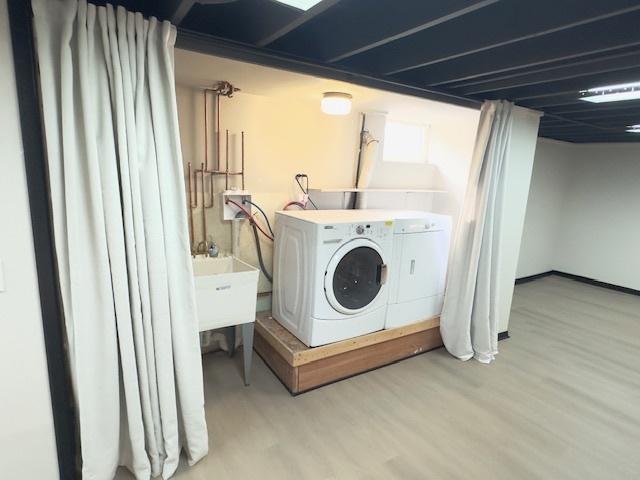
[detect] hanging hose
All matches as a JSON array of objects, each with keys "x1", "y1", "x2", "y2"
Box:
[
  {"x1": 283, "y1": 200, "x2": 306, "y2": 210},
  {"x1": 251, "y1": 222, "x2": 273, "y2": 283},
  {"x1": 243, "y1": 199, "x2": 275, "y2": 236}
]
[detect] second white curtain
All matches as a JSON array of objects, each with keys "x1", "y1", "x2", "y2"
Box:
[
  {"x1": 32, "y1": 1, "x2": 208, "y2": 478},
  {"x1": 440, "y1": 100, "x2": 514, "y2": 364}
]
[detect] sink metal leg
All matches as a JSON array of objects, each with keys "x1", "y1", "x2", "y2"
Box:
[
  {"x1": 241, "y1": 322, "x2": 254, "y2": 386},
  {"x1": 224, "y1": 326, "x2": 236, "y2": 357}
]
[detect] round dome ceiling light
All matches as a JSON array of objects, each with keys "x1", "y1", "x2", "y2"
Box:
[{"x1": 321, "y1": 92, "x2": 352, "y2": 115}]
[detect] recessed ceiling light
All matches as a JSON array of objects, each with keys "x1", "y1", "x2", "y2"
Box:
[
  {"x1": 626, "y1": 124, "x2": 640, "y2": 133},
  {"x1": 579, "y1": 81, "x2": 640, "y2": 103},
  {"x1": 273, "y1": 0, "x2": 323, "y2": 10}
]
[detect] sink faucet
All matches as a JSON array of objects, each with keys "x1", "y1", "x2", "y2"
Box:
[{"x1": 194, "y1": 239, "x2": 219, "y2": 258}]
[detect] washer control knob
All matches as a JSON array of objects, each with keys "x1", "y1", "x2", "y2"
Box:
[{"x1": 356, "y1": 225, "x2": 365, "y2": 235}]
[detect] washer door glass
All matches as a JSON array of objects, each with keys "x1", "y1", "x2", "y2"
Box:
[{"x1": 332, "y1": 246, "x2": 384, "y2": 311}]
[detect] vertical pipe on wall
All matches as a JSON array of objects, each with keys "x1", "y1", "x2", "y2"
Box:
[
  {"x1": 216, "y1": 93, "x2": 221, "y2": 172},
  {"x1": 225, "y1": 129, "x2": 229, "y2": 190},
  {"x1": 200, "y1": 162, "x2": 207, "y2": 249},
  {"x1": 203, "y1": 89, "x2": 208, "y2": 172},
  {"x1": 187, "y1": 162, "x2": 194, "y2": 252},
  {"x1": 241, "y1": 131, "x2": 245, "y2": 190}
]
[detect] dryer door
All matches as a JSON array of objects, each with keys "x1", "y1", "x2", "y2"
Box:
[{"x1": 325, "y1": 239, "x2": 387, "y2": 315}]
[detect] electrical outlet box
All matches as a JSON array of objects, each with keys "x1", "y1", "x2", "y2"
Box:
[{"x1": 222, "y1": 190, "x2": 252, "y2": 220}]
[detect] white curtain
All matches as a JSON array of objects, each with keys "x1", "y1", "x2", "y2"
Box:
[
  {"x1": 440, "y1": 100, "x2": 514, "y2": 364},
  {"x1": 32, "y1": 1, "x2": 208, "y2": 478}
]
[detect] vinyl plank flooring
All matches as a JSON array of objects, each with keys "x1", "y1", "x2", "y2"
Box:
[{"x1": 116, "y1": 276, "x2": 640, "y2": 479}]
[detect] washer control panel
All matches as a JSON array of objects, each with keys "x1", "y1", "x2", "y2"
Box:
[{"x1": 350, "y1": 221, "x2": 393, "y2": 239}]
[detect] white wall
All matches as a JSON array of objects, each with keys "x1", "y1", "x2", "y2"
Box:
[
  {"x1": 517, "y1": 139, "x2": 574, "y2": 278},
  {"x1": 0, "y1": 1, "x2": 60, "y2": 477},
  {"x1": 518, "y1": 139, "x2": 640, "y2": 291},
  {"x1": 174, "y1": 50, "x2": 480, "y2": 297},
  {"x1": 496, "y1": 107, "x2": 542, "y2": 333}
]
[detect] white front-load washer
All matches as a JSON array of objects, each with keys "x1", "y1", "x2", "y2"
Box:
[
  {"x1": 272, "y1": 210, "x2": 394, "y2": 347},
  {"x1": 385, "y1": 211, "x2": 452, "y2": 329}
]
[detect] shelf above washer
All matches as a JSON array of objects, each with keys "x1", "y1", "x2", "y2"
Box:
[{"x1": 309, "y1": 188, "x2": 447, "y2": 194}]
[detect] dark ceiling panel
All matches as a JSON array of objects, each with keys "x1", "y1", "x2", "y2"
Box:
[
  {"x1": 451, "y1": 51, "x2": 640, "y2": 96},
  {"x1": 256, "y1": 0, "x2": 341, "y2": 47},
  {"x1": 338, "y1": 0, "x2": 640, "y2": 75},
  {"x1": 268, "y1": 0, "x2": 496, "y2": 61},
  {"x1": 542, "y1": 130, "x2": 640, "y2": 142},
  {"x1": 181, "y1": 0, "x2": 300, "y2": 45},
  {"x1": 548, "y1": 99, "x2": 640, "y2": 115},
  {"x1": 395, "y1": 10, "x2": 640, "y2": 87},
  {"x1": 441, "y1": 45, "x2": 640, "y2": 89},
  {"x1": 476, "y1": 66, "x2": 640, "y2": 101},
  {"x1": 151, "y1": 0, "x2": 640, "y2": 143}
]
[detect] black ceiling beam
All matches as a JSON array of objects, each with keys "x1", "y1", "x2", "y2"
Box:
[
  {"x1": 163, "y1": 0, "x2": 237, "y2": 26},
  {"x1": 324, "y1": 0, "x2": 497, "y2": 63},
  {"x1": 453, "y1": 52, "x2": 640, "y2": 96},
  {"x1": 546, "y1": 99, "x2": 640, "y2": 115},
  {"x1": 256, "y1": 0, "x2": 341, "y2": 47},
  {"x1": 570, "y1": 110, "x2": 640, "y2": 121},
  {"x1": 539, "y1": 124, "x2": 608, "y2": 131},
  {"x1": 396, "y1": 10, "x2": 640, "y2": 88},
  {"x1": 540, "y1": 130, "x2": 628, "y2": 138},
  {"x1": 541, "y1": 131, "x2": 633, "y2": 140},
  {"x1": 478, "y1": 66, "x2": 640, "y2": 101},
  {"x1": 175, "y1": 28, "x2": 482, "y2": 110},
  {"x1": 540, "y1": 132, "x2": 640, "y2": 143},
  {"x1": 441, "y1": 46, "x2": 640, "y2": 89},
  {"x1": 539, "y1": 119, "x2": 572, "y2": 126},
  {"x1": 340, "y1": 0, "x2": 640, "y2": 76},
  {"x1": 542, "y1": 112, "x2": 625, "y2": 133},
  {"x1": 520, "y1": 96, "x2": 598, "y2": 109},
  {"x1": 167, "y1": 0, "x2": 193, "y2": 24}
]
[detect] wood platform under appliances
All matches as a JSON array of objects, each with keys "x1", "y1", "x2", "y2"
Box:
[{"x1": 253, "y1": 313, "x2": 442, "y2": 394}]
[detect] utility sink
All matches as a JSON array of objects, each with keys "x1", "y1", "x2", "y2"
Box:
[{"x1": 192, "y1": 256, "x2": 259, "y2": 332}]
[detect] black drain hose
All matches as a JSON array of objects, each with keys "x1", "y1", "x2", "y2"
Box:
[{"x1": 252, "y1": 221, "x2": 273, "y2": 283}]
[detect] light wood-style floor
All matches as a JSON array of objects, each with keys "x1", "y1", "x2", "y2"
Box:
[{"x1": 117, "y1": 276, "x2": 640, "y2": 479}]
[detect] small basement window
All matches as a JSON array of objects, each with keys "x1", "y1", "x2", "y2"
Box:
[{"x1": 382, "y1": 120, "x2": 429, "y2": 164}]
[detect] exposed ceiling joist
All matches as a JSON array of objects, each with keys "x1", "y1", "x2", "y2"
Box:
[
  {"x1": 325, "y1": 0, "x2": 497, "y2": 63},
  {"x1": 543, "y1": 112, "x2": 624, "y2": 132},
  {"x1": 441, "y1": 46, "x2": 640, "y2": 89},
  {"x1": 453, "y1": 53, "x2": 640, "y2": 96},
  {"x1": 400, "y1": 11, "x2": 640, "y2": 87},
  {"x1": 161, "y1": 0, "x2": 640, "y2": 143},
  {"x1": 480, "y1": 66, "x2": 640, "y2": 101},
  {"x1": 549, "y1": 99, "x2": 640, "y2": 114},
  {"x1": 256, "y1": 0, "x2": 341, "y2": 47},
  {"x1": 168, "y1": 0, "x2": 236, "y2": 25},
  {"x1": 340, "y1": 1, "x2": 640, "y2": 76},
  {"x1": 541, "y1": 134, "x2": 640, "y2": 143}
]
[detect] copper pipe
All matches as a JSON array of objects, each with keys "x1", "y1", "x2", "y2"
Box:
[
  {"x1": 225, "y1": 129, "x2": 230, "y2": 190},
  {"x1": 202, "y1": 89, "x2": 215, "y2": 209},
  {"x1": 187, "y1": 162, "x2": 194, "y2": 253},
  {"x1": 200, "y1": 162, "x2": 207, "y2": 249},
  {"x1": 204, "y1": 90, "x2": 208, "y2": 171},
  {"x1": 216, "y1": 93, "x2": 221, "y2": 171},
  {"x1": 241, "y1": 131, "x2": 245, "y2": 190},
  {"x1": 204, "y1": 173, "x2": 215, "y2": 209}
]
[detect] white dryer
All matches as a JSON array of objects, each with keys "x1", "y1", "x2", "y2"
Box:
[
  {"x1": 273, "y1": 210, "x2": 394, "y2": 347},
  {"x1": 385, "y1": 211, "x2": 451, "y2": 329}
]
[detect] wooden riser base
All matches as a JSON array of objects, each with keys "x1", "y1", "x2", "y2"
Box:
[{"x1": 254, "y1": 313, "x2": 443, "y2": 394}]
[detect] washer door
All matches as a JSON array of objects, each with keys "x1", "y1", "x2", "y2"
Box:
[{"x1": 325, "y1": 239, "x2": 388, "y2": 315}]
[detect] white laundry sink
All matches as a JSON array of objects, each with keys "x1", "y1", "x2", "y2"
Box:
[{"x1": 192, "y1": 256, "x2": 259, "y2": 332}]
